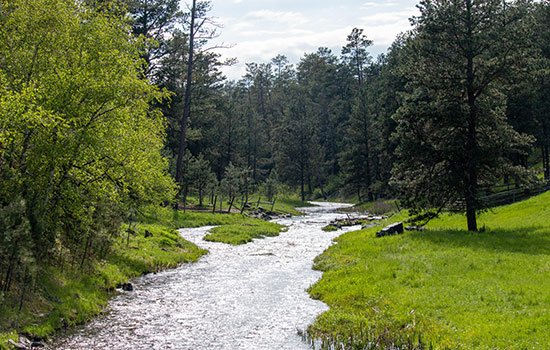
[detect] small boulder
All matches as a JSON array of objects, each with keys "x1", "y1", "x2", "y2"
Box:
[
  {"x1": 376, "y1": 222, "x2": 404, "y2": 238},
  {"x1": 405, "y1": 226, "x2": 426, "y2": 231},
  {"x1": 116, "y1": 282, "x2": 134, "y2": 291}
]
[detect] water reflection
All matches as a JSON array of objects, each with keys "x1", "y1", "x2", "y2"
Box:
[{"x1": 53, "y1": 202, "x2": 359, "y2": 350}]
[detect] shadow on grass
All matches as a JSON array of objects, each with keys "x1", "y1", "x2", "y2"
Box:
[{"x1": 408, "y1": 226, "x2": 550, "y2": 255}]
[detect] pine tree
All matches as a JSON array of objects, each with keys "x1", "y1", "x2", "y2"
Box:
[{"x1": 392, "y1": 0, "x2": 535, "y2": 230}]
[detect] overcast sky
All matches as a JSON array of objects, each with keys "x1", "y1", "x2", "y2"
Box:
[{"x1": 183, "y1": 0, "x2": 419, "y2": 80}]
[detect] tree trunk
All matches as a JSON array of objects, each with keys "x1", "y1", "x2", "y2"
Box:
[
  {"x1": 542, "y1": 119, "x2": 550, "y2": 179},
  {"x1": 300, "y1": 163, "x2": 305, "y2": 202},
  {"x1": 465, "y1": 0, "x2": 478, "y2": 232},
  {"x1": 80, "y1": 233, "x2": 92, "y2": 270},
  {"x1": 544, "y1": 144, "x2": 550, "y2": 180},
  {"x1": 18, "y1": 268, "x2": 29, "y2": 312},
  {"x1": 175, "y1": 0, "x2": 197, "y2": 192},
  {"x1": 319, "y1": 182, "x2": 327, "y2": 200},
  {"x1": 227, "y1": 196, "x2": 235, "y2": 213},
  {"x1": 307, "y1": 170, "x2": 313, "y2": 196},
  {"x1": 183, "y1": 184, "x2": 189, "y2": 213}
]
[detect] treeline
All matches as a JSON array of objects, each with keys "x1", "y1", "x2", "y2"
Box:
[{"x1": 166, "y1": 0, "x2": 550, "y2": 232}]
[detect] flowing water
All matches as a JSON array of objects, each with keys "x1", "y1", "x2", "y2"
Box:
[{"x1": 53, "y1": 202, "x2": 360, "y2": 350}]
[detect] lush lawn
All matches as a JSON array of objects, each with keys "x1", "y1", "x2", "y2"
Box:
[
  {"x1": 307, "y1": 191, "x2": 550, "y2": 349},
  {"x1": 204, "y1": 220, "x2": 286, "y2": 245},
  {"x1": 144, "y1": 203, "x2": 289, "y2": 245}
]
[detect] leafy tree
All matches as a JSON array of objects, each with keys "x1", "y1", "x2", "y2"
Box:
[
  {"x1": 220, "y1": 163, "x2": 242, "y2": 212},
  {"x1": 273, "y1": 84, "x2": 316, "y2": 201},
  {"x1": 340, "y1": 28, "x2": 378, "y2": 201},
  {"x1": 0, "y1": 0, "x2": 174, "y2": 299},
  {"x1": 191, "y1": 153, "x2": 216, "y2": 207},
  {"x1": 175, "y1": 0, "x2": 221, "y2": 193}
]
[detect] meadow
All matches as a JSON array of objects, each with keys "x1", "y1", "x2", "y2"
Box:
[{"x1": 307, "y1": 192, "x2": 550, "y2": 349}]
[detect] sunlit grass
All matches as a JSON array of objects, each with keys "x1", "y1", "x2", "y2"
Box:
[
  {"x1": 307, "y1": 191, "x2": 550, "y2": 349},
  {"x1": 204, "y1": 221, "x2": 285, "y2": 245}
]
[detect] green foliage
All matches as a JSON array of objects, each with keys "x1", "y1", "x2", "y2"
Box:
[
  {"x1": 0, "y1": 0, "x2": 175, "y2": 268},
  {"x1": 0, "y1": 0, "x2": 176, "y2": 342},
  {"x1": 308, "y1": 192, "x2": 550, "y2": 349},
  {"x1": 261, "y1": 170, "x2": 280, "y2": 202},
  {"x1": 204, "y1": 221, "x2": 285, "y2": 245}
]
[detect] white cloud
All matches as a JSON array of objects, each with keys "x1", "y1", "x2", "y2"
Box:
[
  {"x1": 241, "y1": 10, "x2": 311, "y2": 27},
  {"x1": 206, "y1": 0, "x2": 419, "y2": 80}
]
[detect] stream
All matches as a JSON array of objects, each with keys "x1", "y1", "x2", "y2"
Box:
[{"x1": 53, "y1": 202, "x2": 360, "y2": 350}]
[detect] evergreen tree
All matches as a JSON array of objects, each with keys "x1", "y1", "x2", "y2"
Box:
[{"x1": 392, "y1": 0, "x2": 535, "y2": 230}]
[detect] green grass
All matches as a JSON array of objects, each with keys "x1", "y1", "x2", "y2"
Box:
[
  {"x1": 0, "y1": 210, "x2": 209, "y2": 349},
  {"x1": 204, "y1": 220, "x2": 286, "y2": 245},
  {"x1": 307, "y1": 191, "x2": 550, "y2": 349},
  {"x1": 322, "y1": 224, "x2": 339, "y2": 232}
]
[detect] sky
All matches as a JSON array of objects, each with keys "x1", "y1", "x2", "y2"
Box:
[{"x1": 183, "y1": 0, "x2": 420, "y2": 81}]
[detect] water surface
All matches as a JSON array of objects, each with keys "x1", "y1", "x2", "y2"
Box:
[{"x1": 53, "y1": 202, "x2": 359, "y2": 350}]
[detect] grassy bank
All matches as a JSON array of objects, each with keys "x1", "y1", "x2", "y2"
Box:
[
  {"x1": 0, "y1": 206, "x2": 276, "y2": 348},
  {"x1": 1, "y1": 197, "x2": 309, "y2": 348},
  {"x1": 0, "y1": 218, "x2": 207, "y2": 349},
  {"x1": 307, "y1": 191, "x2": 550, "y2": 349},
  {"x1": 204, "y1": 220, "x2": 286, "y2": 245}
]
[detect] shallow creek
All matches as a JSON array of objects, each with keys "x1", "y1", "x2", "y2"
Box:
[{"x1": 53, "y1": 202, "x2": 360, "y2": 350}]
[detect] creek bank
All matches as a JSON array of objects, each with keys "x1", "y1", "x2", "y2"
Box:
[{"x1": 51, "y1": 202, "x2": 357, "y2": 350}]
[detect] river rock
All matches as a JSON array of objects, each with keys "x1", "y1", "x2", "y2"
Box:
[
  {"x1": 116, "y1": 282, "x2": 134, "y2": 291},
  {"x1": 376, "y1": 222, "x2": 404, "y2": 237}
]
